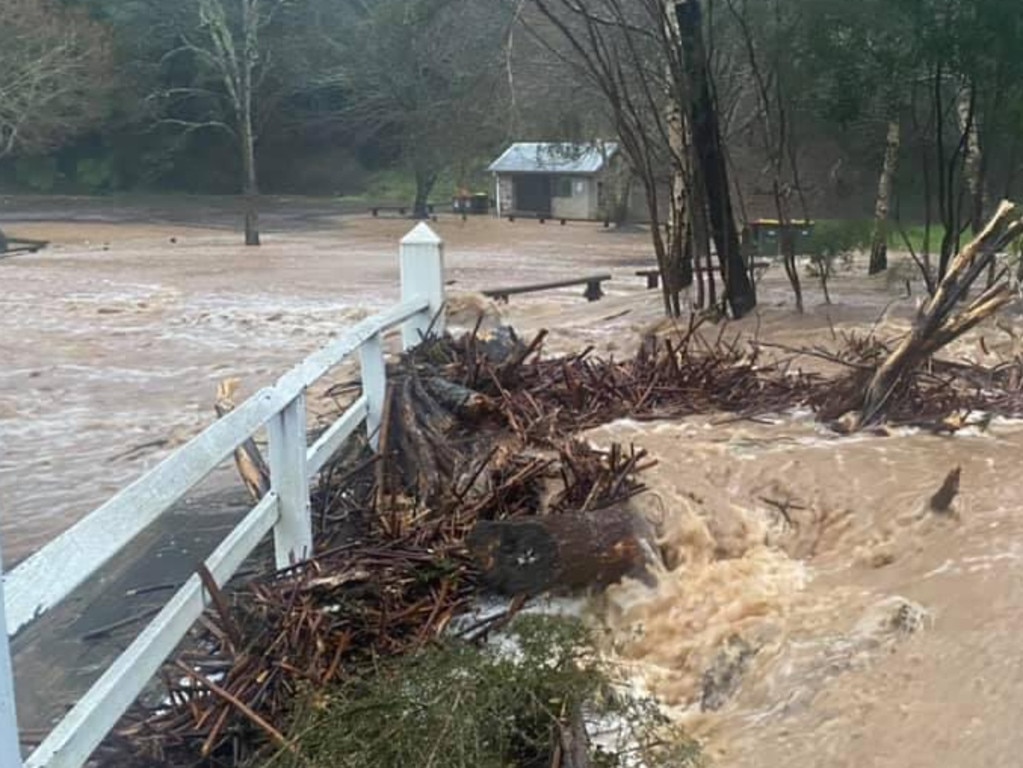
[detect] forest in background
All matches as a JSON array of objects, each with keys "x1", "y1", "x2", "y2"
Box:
[
  {"x1": 2, "y1": 0, "x2": 1019, "y2": 205},
  {"x1": 2, "y1": 0, "x2": 1023, "y2": 303}
]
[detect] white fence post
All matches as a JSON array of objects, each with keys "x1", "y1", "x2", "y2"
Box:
[
  {"x1": 399, "y1": 223, "x2": 445, "y2": 350},
  {"x1": 359, "y1": 333, "x2": 386, "y2": 449},
  {"x1": 267, "y1": 393, "x2": 312, "y2": 569},
  {"x1": 0, "y1": 538, "x2": 22, "y2": 768}
]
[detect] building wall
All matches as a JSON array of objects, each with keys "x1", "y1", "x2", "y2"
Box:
[
  {"x1": 495, "y1": 174, "x2": 514, "y2": 216},
  {"x1": 495, "y1": 172, "x2": 604, "y2": 220},
  {"x1": 551, "y1": 176, "x2": 597, "y2": 220}
]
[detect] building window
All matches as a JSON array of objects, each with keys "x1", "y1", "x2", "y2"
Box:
[{"x1": 553, "y1": 176, "x2": 573, "y2": 198}]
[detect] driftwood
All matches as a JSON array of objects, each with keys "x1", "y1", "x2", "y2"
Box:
[
  {"x1": 214, "y1": 379, "x2": 271, "y2": 501},
  {"x1": 467, "y1": 505, "x2": 658, "y2": 595},
  {"x1": 0, "y1": 229, "x2": 48, "y2": 258},
  {"x1": 929, "y1": 467, "x2": 961, "y2": 514},
  {"x1": 850, "y1": 201, "x2": 1023, "y2": 429}
]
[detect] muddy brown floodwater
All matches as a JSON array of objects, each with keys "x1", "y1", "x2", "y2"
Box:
[
  {"x1": 0, "y1": 205, "x2": 652, "y2": 563},
  {"x1": 5, "y1": 197, "x2": 1023, "y2": 766}
]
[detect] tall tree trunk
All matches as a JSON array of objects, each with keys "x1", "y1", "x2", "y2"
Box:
[
  {"x1": 413, "y1": 169, "x2": 437, "y2": 219},
  {"x1": 663, "y1": 67, "x2": 690, "y2": 317},
  {"x1": 936, "y1": 63, "x2": 965, "y2": 280},
  {"x1": 241, "y1": 117, "x2": 260, "y2": 247},
  {"x1": 675, "y1": 0, "x2": 755, "y2": 319},
  {"x1": 689, "y1": 146, "x2": 714, "y2": 308},
  {"x1": 241, "y1": 0, "x2": 260, "y2": 247},
  {"x1": 775, "y1": 185, "x2": 803, "y2": 314},
  {"x1": 645, "y1": 184, "x2": 674, "y2": 317},
  {"x1": 869, "y1": 119, "x2": 901, "y2": 275},
  {"x1": 956, "y1": 85, "x2": 992, "y2": 287},
  {"x1": 665, "y1": 165, "x2": 689, "y2": 317},
  {"x1": 958, "y1": 86, "x2": 984, "y2": 236}
]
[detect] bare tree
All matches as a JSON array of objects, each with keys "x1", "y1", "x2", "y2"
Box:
[
  {"x1": 321, "y1": 0, "x2": 511, "y2": 219},
  {"x1": 723, "y1": 0, "x2": 808, "y2": 311},
  {"x1": 523, "y1": 0, "x2": 756, "y2": 318},
  {"x1": 163, "y1": 0, "x2": 291, "y2": 245},
  {"x1": 0, "y1": 0, "x2": 113, "y2": 160}
]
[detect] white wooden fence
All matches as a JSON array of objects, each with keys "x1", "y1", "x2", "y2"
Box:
[{"x1": 0, "y1": 222, "x2": 446, "y2": 768}]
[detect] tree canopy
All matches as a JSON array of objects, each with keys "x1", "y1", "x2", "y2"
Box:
[
  {"x1": 3, "y1": 0, "x2": 1023, "y2": 289},
  {"x1": 0, "y1": 0, "x2": 114, "y2": 159}
]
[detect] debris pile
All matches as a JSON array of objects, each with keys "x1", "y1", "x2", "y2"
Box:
[{"x1": 104, "y1": 251, "x2": 1023, "y2": 765}]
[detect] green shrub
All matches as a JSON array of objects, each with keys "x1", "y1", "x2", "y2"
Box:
[
  {"x1": 267, "y1": 616, "x2": 703, "y2": 768},
  {"x1": 805, "y1": 219, "x2": 872, "y2": 272},
  {"x1": 14, "y1": 155, "x2": 61, "y2": 192},
  {"x1": 76, "y1": 156, "x2": 117, "y2": 192}
]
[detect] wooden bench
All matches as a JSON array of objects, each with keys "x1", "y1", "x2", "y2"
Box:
[
  {"x1": 636, "y1": 260, "x2": 772, "y2": 289},
  {"x1": 505, "y1": 212, "x2": 613, "y2": 228},
  {"x1": 370, "y1": 204, "x2": 435, "y2": 218},
  {"x1": 636, "y1": 268, "x2": 661, "y2": 289},
  {"x1": 483, "y1": 274, "x2": 612, "y2": 303},
  {"x1": 0, "y1": 229, "x2": 48, "y2": 259}
]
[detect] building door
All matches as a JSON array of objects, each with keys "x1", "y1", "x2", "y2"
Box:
[{"x1": 514, "y1": 175, "x2": 552, "y2": 216}]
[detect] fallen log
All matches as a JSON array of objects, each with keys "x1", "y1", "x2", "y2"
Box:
[{"x1": 466, "y1": 505, "x2": 659, "y2": 595}]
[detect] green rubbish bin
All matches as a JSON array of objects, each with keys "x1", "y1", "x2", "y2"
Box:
[
  {"x1": 746, "y1": 219, "x2": 815, "y2": 257},
  {"x1": 452, "y1": 192, "x2": 491, "y2": 215},
  {"x1": 470, "y1": 193, "x2": 490, "y2": 214}
]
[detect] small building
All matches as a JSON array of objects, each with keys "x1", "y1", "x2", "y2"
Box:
[{"x1": 487, "y1": 141, "x2": 620, "y2": 221}]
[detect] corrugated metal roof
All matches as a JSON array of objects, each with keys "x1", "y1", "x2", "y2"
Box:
[{"x1": 487, "y1": 142, "x2": 619, "y2": 174}]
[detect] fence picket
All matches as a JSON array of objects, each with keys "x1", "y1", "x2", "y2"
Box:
[
  {"x1": 268, "y1": 393, "x2": 312, "y2": 569},
  {"x1": 359, "y1": 334, "x2": 387, "y2": 448}
]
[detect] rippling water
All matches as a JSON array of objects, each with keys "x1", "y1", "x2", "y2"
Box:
[
  {"x1": 0, "y1": 213, "x2": 652, "y2": 562},
  {"x1": 581, "y1": 408, "x2": 1023, "y2": 767}
]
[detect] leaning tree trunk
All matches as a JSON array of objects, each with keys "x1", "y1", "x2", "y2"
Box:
[
  {"x1": 215, "y1": 379, "x2": 270, "y2": 500},
  {"x1": 852, "y1": 201, "x2": 1023, "y2": 430},
  {"x1": 675, "y1": 0, "x2": 755, "y2": 319},
  {"x1": 869, "y1": 119, "x2": 901, "y2": 275}
]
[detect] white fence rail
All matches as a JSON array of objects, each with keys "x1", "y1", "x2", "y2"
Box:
[{"x1": 1, "y1": 222, "x2": 446, "y2": 768}]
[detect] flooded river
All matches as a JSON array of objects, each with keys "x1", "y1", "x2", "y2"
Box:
[
  {"x1": 0, "y1": 203, "x2": 652, "y2": 562},
  {"x1": 4, "y1": 197, "x2": 1022, "y2": 766},
  {"x1": 588, "y1": 412, "x2": 1023, "y2": 767}
]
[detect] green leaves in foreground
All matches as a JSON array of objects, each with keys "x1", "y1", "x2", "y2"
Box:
[{"x1": 267, "y1": 616, "x2": 703, "y2": 768}]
